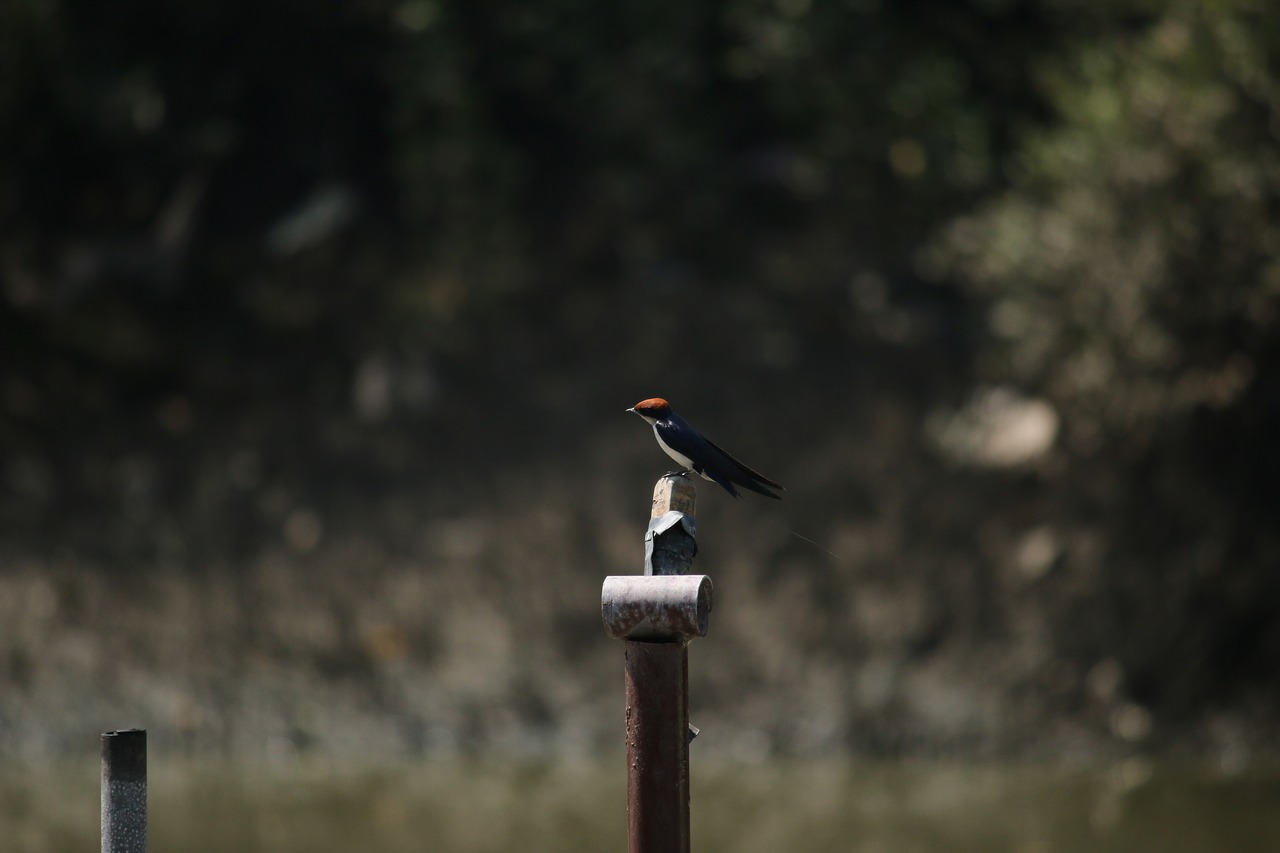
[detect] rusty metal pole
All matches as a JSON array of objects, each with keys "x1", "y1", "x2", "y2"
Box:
[
  {"x1": 624, "y1": 641, "x2": 689, "y2": 851},
  {"x1": 101, "y1": 728, "x2": 147, "y2": 853},
  {"x1": 602, "y1": 474, "x2": 711, "y2": 853}
]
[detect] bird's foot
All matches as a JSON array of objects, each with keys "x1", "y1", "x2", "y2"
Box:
[{"x1": 664, "y1": 470, "x2": 693, "y2": 480}]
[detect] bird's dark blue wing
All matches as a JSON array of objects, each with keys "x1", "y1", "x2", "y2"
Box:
[
  {"x1": 702, "y1": 436, "x2": 784, "y2": 498},
  {"x1": 661, "y1": 413, "x2": 783, "y2": 499}
]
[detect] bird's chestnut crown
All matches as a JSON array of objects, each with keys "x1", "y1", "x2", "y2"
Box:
[{"x1": 629, "y1": 398, "x2": 671, "y2": 417}]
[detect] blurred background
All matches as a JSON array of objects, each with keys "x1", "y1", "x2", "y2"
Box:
[{"x1": 3, "y1": 0, "x2": 1280, "y2": 848}]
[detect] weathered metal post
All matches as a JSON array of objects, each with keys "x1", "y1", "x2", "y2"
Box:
[
  {"x1": 101, "y1": 728, "x2": 147, "y2": 853},
  {"x1": 602, "y1": 474, "x2": 711, "y2": 853}
]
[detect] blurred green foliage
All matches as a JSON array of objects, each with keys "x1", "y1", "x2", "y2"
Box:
[
  {"x1": 1, "y1": 0, "x2": 1279, "y2": 757},
  {"x1": 931, "y1": 2, "x2": 1279, "y2": 439},
  {"x1": 926, "y1": 0, "x2": 1280, "y2": 720}
]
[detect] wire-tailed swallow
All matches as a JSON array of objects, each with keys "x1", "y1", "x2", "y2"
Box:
[{"x1": 627, "y1": 397, "x2": 784, "y2": 499}]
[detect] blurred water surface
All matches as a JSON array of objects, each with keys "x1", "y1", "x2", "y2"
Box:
[{"x1": 4, "y1": 758, "x2": 1278, "y2": 852}]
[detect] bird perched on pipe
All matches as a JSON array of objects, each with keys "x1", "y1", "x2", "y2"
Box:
[{"x1": 627, "y1": 397, "x2": 784, "y2": 499}]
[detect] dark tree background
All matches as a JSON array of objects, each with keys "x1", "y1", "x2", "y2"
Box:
[{"x1": 1, "y1": 0, "x2": 1277, "y2": 759}]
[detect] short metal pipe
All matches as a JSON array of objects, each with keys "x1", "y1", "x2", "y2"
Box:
[
  {"x1": 602, "y1": 574, "x2": 713, "y2": 641},
  {"x1": 101, "y1": 728, "x2": 147, "y2": 853}
]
